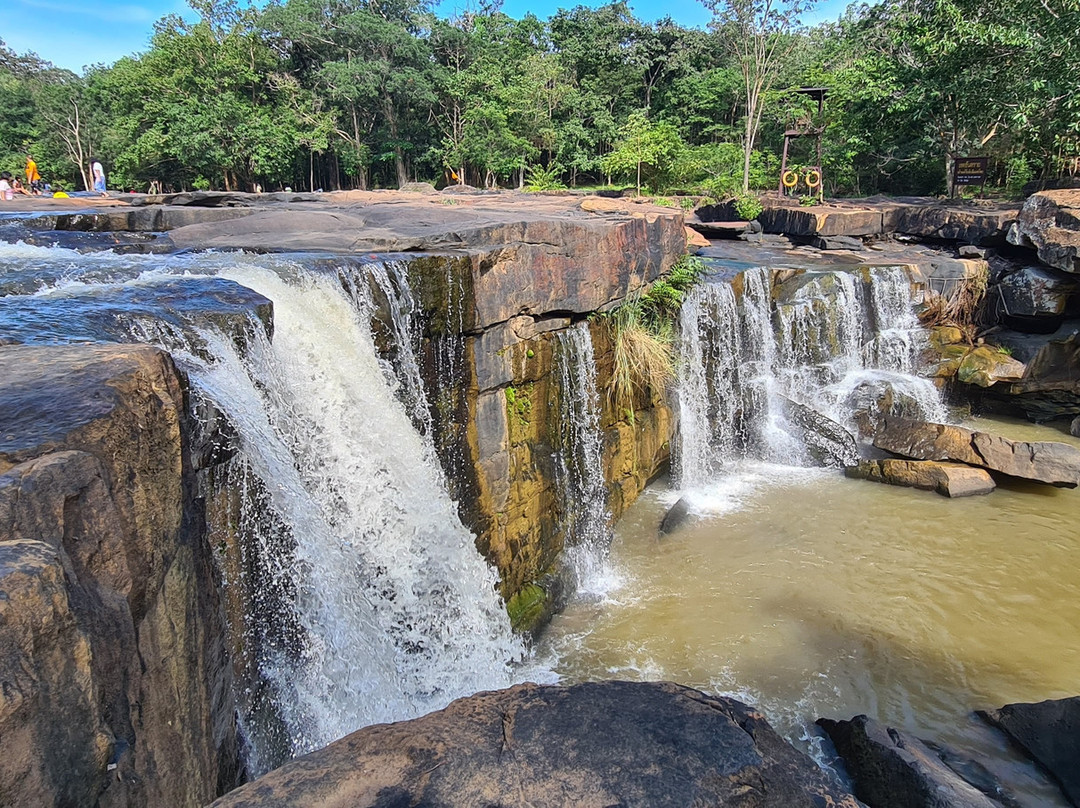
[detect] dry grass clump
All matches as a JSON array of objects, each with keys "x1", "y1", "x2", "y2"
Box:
[
  {"x1": 609, "y1": 301, "x2": 674, "y2": 410},
  {"x1": 918, "y1": 261, "x2": 989, "y2": 344}
]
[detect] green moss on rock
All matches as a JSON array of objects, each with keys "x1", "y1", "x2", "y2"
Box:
[{"x1": 507, "y1": 583, "x2": 548, "y2": 634}]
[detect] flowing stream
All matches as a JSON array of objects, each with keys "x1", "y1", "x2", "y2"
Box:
[
  {"x1": 539, "y1": 266, "x2": 1080, "y2": 805},
  {"x1": 4, "y1": 240, "x2": 1079, "y2": 803}
]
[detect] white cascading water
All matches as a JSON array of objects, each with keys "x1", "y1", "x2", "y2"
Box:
[
  {"x1": 179, "y1": 263, "x2": 527, "y2": 773},
  {"x1": 554, "y1": 322, "x2": 618, "y2": 596},
  {"x1": 677, "y1": 265, "x2": 948, "y2": 487}
]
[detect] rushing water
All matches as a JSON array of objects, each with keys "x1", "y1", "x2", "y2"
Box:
[
  {"x1": 5, "y1": 237, "x2": 1079, "y2": 801},
  {"x1": 0, "y1": 243, "x2": 530, "y2": 774},
  {"x1": 554, "y1": 322, "x2": 619, "y2": 597},
  {"x1": 677, "y1": 267, "x2": 947, "y2": 484},
  {"x1": 543, "y1": 263, "x2": 1080, "y2": 804}
]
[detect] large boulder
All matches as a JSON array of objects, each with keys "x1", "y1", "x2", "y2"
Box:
[
  {"x1": 978, "y1": 697, "x2": 1080, "y2": 807},
  {"x1": 0, "y1": 344, "x2": 239, "y2": 807},
  {"x1": 210, "y1": 681, "x2": 864, "y2": 808},
  {"x1": 818, "y1": 715, "x2": 1013, "y2": 808},
  {"x1": 1007, "y1": 190, "x2": 1080, "y2": 274},
  {"x1": 956, "y1": 346, "x2": 1027, "y2": 388},
  {"x1": 996, "y1": 265, "x2": 1079, "y2": 321},
  {"x1": 845, "y1": 458, "x2": 996, "y2": 497},
  {"x1": 884, "y1": 201, "x2": 1017, "y2": 246},
  {"x1": 873, "y1": 416, "x2": 1080, "y2": 487}
]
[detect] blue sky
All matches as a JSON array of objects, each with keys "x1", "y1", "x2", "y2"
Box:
[{"x1": 1, "y1": 0, "x2": 852, "y2": 74}]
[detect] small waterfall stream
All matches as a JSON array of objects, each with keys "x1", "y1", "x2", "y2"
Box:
[
  {"x1": 554, "y1": 322, "x2": 616, "y2": 596},
  {"x1": 677, "y1": 265, "x2": 947, "y2": 487}
]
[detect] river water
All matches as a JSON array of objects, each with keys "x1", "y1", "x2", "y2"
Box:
[
  {"x1": 537, "y1": 415, "x2": 1080, "y2": 803},
  {"x1": 3, "y1": 235, "x2": 1079, "y2": 800}
]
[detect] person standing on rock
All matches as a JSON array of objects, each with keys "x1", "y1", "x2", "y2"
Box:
[
  {"x1": 25, "y1": 153, "x2": 41, "y2": 194},
  {"x1": 91, "y1": 158, "x2": 107, "y2": 197}
]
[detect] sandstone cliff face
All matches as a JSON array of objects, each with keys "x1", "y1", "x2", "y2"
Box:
[
  {"x1": 0, "y1": 344, "x2": 239, "y2": 807},
  {"x1": 383, "y1": 220, "x2": 682, "y2": 631}
]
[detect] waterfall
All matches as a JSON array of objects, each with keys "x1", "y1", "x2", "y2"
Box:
[
  {"x1": 184, "y1": 262, "x2": 525, "y2": 773},
  {"x1": 0, "y1": 243, "x2": 528, "y2": 776},
  {"x1": 677, "y1": 265, "x2": 947, "y2": 487},
  {"x1": 554, "y1": 322, "x2": 616, "y2": 596}
]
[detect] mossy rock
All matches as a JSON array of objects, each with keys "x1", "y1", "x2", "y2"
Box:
[
  {"x1": 957, "y1": 346, "x2": 1026, "y2": 388},
  {"x1": 506, "y1": 583, "x2": 548, "y2": 634},
  {"x1": 929, "y1": 326, "x2": 965, "y2": 349}
]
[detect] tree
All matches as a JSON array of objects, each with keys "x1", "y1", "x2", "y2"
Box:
[
  {"x1": 704, "y1": 0, "x2": 813, "y2": 191},
  {"x1": 601, "y1": 110, "x2": 690, "y2": 194}
]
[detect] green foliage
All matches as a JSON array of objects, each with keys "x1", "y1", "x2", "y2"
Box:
[
  {"x1": 0, "y1": 0, "x2": 1074, "y2": 195},
  {"x1": 732, "y1": 192, "x2": 763, "y2": 220},
  {"x1": 524, "y1": 162, "x2": 567, "y2": 191},
  {"x1": 601, "y1": 110, "x2": 693, "y2": 195},
  {"x1": 505, "y1": 383, "x2": 533, "y2": 428},
  {"x1": 603, "y1": 255, "x2": 705, "y2": 408}
]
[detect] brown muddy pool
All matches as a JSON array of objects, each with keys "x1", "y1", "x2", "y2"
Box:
[{"x1": 538, "y1": 416, "x2": 1080, "y2": 803}]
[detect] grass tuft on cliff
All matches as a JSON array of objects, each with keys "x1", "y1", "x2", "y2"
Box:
[{"x1": 605, "y1": 255, "x2": 705, "y2": 411}]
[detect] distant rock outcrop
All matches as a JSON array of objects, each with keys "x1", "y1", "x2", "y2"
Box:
[{"x1": 210, "y1": 681, "x2": 864, "y2": 808}]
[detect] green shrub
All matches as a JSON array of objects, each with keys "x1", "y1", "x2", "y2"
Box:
[
  {"x1": 733, "y1": 193, "x2": 763, "y2": 221},
  {"x1": 524, "y1": 163, "x2": 567, "y2": 192}
]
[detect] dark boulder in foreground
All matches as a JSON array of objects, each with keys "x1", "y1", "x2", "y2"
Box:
[
  {"x1": 873, "y1": 416, "x2": 1080, "y2": 487},
  {"x1": 979, "y1": 697, "x2": 1080, "y2": 807},
  {"x1": 211, "y1": 681, "x2": 863, "y2": 808},
  {"x1": 818, "y1": 715, "x2": 1014, "y2": 808}
]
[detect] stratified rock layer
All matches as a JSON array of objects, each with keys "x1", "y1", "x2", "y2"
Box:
[
  {"x1": 1008, "y1": 190, "x2": 1080, "y2": 274},
  {"x1": 979, "y1": 697, "x2": 1080, "y2": 807},
  {"x1": 0, "y1": 344, "x2": 238, "y2": 807},
  {"x1": 210, "y1": 681, "x2": 863, "y2": 808},
  {"x1": 873, "y1": 416, "x2": 1080, "y2": 487},
  {"x1": 845, "y1": 459, "x2": 996, "y2": 497}
]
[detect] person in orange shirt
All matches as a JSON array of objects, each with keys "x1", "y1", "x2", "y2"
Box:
[{"x1": 25, "y1": 154, "x2": 41, "y2": 194}]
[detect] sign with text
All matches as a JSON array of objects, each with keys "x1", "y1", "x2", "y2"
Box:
[{"x1": 953, "y1": 157, "x2": 988, "y2": 186}]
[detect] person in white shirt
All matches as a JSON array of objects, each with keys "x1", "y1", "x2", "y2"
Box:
[
  {"x1": 91, "y1": 159, "x2": 107, "y2": 196},
  {"x1": 0, "y1": 172, "x2": 13, "y2": 201}
]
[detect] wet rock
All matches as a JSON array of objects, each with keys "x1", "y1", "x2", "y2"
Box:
[
  {"x1": 813, "y1": 235, "x2": 864, "y2": 251},
  {"x1": 847, "y1": 379, "x2": 926, "y2": 438},
  {"x1": 780, "y1": 396, "x2": 859, "y2": 467},
  {"x1": 978, "y1": 326, "x2": 1080, "y2": 421},
  {"x1": 1007, "y1": 190, "x2": 1080, "y2": 274},
  {"x1": 818, "y1": 715, "x2": 1010, "y2": 808},
  {"x1": 874, "y1": 416, "x2": 1080, "y2": 487},
  {"x1": 956, "y1": 346, "x2": 1027, "y2": 388},
  {"x1": 845, "y1": 459, "x2": 996, "y2": 497},
  {"x1": 996, "y1": 265, "x2": 1078, "y2": 325},
  {"x1": 659, "y1": 496, "x2": 692, "y2": 535},
  {"x1": 978, "y1": 697, "x2": 1080, "y2": 807},
  {"x1": 211, "y1": 681, "x2": 863, "y2": 808}
]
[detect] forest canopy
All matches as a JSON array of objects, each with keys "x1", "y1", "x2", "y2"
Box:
[{"x1": 1, "y1": 0, "x2": 1076, "y2": 197}]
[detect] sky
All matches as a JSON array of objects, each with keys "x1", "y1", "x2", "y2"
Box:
[{"x1": 1, "y1": 0, "x2": 852, "y2": 74}]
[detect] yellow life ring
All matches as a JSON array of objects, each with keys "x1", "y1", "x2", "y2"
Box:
[
  {"x1": 781, "y1": 170, "x2": 799, "y2": 188},
  {"x1": 804, "y1": 169, "x2": 821, "y2": 188}
]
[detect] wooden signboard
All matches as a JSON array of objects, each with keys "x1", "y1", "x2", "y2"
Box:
[{"x1": 953, "y1": 157, "x2": 988, "y2": 186}]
